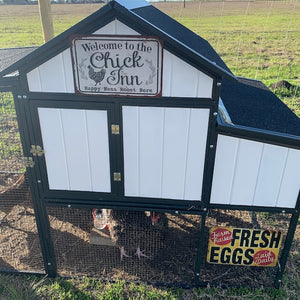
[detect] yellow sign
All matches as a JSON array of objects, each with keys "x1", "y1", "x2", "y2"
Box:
[{"x1": 207, "y1": 227, "x2": 282, "y2": 267}]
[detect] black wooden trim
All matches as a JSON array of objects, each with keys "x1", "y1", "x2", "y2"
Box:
[
  {"x1": 201, "y1": 76, "x2": 221, "y2": 206},
  {"x1": 274, "y1": 191, "x2": 300, "y2": 288},
  {"x1": 217, "y1": 123, "x2": 300, "y2": 150},
  {"x1": 44, "y1": 197, "x2": 205, "y2": 215},
  {"x1": 208, "y1": 203, "x2": 297, "y2": 214},
  {"x1": 12, "y1": 83, "x2": 57, "y2": 277}
]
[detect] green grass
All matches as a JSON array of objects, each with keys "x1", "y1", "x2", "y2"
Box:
[
  {"x1": 0, "y1": 1, "x2": 299, "y2": 299},
  {"x1": 0, "y1": 274, "x2": 298, "y2": 300}
]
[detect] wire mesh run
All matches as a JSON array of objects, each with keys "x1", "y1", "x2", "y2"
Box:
[
  {"x1": 0, "y1": 91, "x2": 45, "y2": 273},
  {"x1": 200, "y1": 209, "x2": 292, "y2": 288},
  {"x1": 47, "y1": 206, "x2": 202, "y2": 285},
  {"x1": 0, "y1": 172, "x2": 45, "y2": 274},
  {"x1": 0, "y1": 92, "x2": 24, "y2": 173}
]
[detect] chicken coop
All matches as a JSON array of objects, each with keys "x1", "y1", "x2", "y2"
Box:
[{"x1": 0, "y1": 0, "x2": 299, "y2": 288}]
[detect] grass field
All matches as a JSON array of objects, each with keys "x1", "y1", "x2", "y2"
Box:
[{"x1": 0, "y1": 1, "x2": 299, "y2": 299}]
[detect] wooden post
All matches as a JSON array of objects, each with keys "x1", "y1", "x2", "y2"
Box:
[{"x1": 38, "y1": 0, "x2": 55, "y2": 43}]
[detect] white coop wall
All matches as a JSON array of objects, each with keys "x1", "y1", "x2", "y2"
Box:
[
  {"x1": 26, "y1": 19, "x2": 213, "y2": 98},
  {"x1": 122, "y1": 106, "x2": 210, "y2": 200},
  {"x1": 210, "y1": 135, "x2": 300, "y2": 208},
  {"x1": 38, "y1": 107, "x2": 111, "y2": 193}
]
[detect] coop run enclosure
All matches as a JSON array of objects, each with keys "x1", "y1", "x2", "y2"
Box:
[{"x1": 0, "y1": 0, "x2": 300, "y2": 289}]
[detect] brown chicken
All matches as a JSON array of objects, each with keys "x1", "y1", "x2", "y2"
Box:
[{"x1": 107, "y1": 209, "x2": 168, "y2": 261}]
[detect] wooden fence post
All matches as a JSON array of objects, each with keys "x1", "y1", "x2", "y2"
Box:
[{"x1": 38, "y1": 0, "x2": 55, "y2": 43}]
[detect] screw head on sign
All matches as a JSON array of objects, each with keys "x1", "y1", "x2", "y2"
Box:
[
  {"x1": 210, "y1": 145, "x2": 214, "y2": 149},
  {"x1": 213, "y1": 112, "x2": 218, "y2": 116},
  {"x1": 17, "y1": 95, "x2": 22, "y2": 99},
  {"x1": 23, "y1": 95, "x2": 27, "y2": 99}
]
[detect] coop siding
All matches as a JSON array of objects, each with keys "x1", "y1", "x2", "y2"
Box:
[
  {"x1": 93, "y1": 19, "x2": 139, "y2": 35},
  {"x1": 38, "y1": 108, "x2": 70, "y2": 190},
  {"x1": 162, "y1": 50, "x2": 213, "y2": 98},
  {"x1": 38, "y1": 108, "x2": 111, "y2": 193},
  {"x1": 85, "y1": 110, "x2": 111, "y2": 193},
  {"x1": 27, "y1": 50, "x2": 75, "y2": 93},
  {"x1": 210, "y1": 135, "x2": 239, "y2": 205},
  {"x1": 123, "y1": 106, "x2": 209, "y2": 200},
  {"x1": 276, "y1": 149, "x2": 300, "y2": 208},
  {"x1": 139, "y1": 107, "x2": 164, "y2": 198},
  {"x1": 210, "y1": 135, "x2": 300, "y2": 208},
  {"x1": 230, "y1": 139, "x2": 263, "y2": 205},
  {"x1": 184, "y1": 109, "x2": 210, "y2": 200}
]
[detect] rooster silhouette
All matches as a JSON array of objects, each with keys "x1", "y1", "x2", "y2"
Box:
[{"x1": 88, "y1": 65, "x2": 106, "y2": 86}]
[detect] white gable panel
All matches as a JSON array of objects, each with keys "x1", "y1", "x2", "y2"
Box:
[
  {"x1": 162, "y1": 50, "x2": 213, "y2": 98},
  {"x1": 27, "y1": 49, "x2": 75, "y2": 93},
  {"x1": 93, "y1": 19, "x2": 139, "y2": 35},
  {"x1": 27, "y1": 21, "x2": 213, "y2": 97}
]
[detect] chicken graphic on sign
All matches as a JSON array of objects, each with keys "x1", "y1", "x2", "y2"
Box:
[{"x1": 88, "y1": 65, "x2": 106, "y2": 86}]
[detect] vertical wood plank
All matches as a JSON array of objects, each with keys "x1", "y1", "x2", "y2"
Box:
[
  {"x1": 122, "y1": 106, "x2": 139, "y2": 196},
  {"x1": 39, "y1": 54, "x2": 66, "y2": 92},
  {"x1": 85, "y1": 110, "x2": 111, "y2": 193},
  {"x1": 60, "y1": 109, "x2": 91, "y2": 191},
  {"x1": 230, "y1": 139, "x2": 264, "y2": 205},
  {"x1": 61, "y1": 49, "x2": 75, "y2": 93},
  {"x1": 210, "y1": 135, "x2": 239, "y2": 204},
  {"x1": 276, "y1": 148, "x2": 300, "y2": 208},
  {"x1": 184, "y1": 108, "x2": 210, "y2": 200},
  {"x1": 38, "y1": 108, "x2": 69, "y2": 190},
  {"x1": 253, "y1": 144, "x2": 288, "y2": 206},
  {"x1": 161, "y1": 108, "x2": 190, "y2": 199},
  {"x1": 27, "y1": 68, "x2": 42, "y2": 92},
  {"x1": 139, "y1": 107, "x2": 164, "y2": 198}
]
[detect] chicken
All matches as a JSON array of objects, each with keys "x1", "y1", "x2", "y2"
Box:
[
  {"x1": 108, "y1": 209, "x2": 168, "y2": 261},
  {"x1": 88, "y1": 65, "x2": 106, "y2": 86},
  {"x1": 92, "y1": 208, "x2": 110, "y2": 230}
]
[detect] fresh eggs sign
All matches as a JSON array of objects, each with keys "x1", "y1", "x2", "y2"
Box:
[
  {"x1": 207, "y1": 227, "x2": 282, "y2": 267},
  {"x1": 71, "y1": 35, "x2": 163, "y2": 97}
]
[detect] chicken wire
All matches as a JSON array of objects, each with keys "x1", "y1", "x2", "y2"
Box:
[
  {"x1": 199, "y1": 209, "x2": 292, "y2": 288},
  {"x1": 47, "y1": 206, "x2": 202, "y2": 285},
  {"x1": 0, "y1": 91, "x2": 45, "y2": 273}
]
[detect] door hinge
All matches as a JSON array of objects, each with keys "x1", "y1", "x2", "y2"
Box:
[
  {"x1": 113, "y1": 172, "x2": 121, "y2": 181},
  {"x1": 24, "y1": 157, "x2": 35, "y2": 168},
  {"x1": 111, "y1": 124, "x2": 120, "y2": 135},
  {"x1": 30, "y1": 145, "x2": 44, "y2": 157}
]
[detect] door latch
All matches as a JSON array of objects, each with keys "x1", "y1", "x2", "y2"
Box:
[
  {"x1": 111, "y1": 125, "x2": 120, "y2": 135},
  {"x1": 113, "y1": 172, "x2": 121, "y2": 181}
]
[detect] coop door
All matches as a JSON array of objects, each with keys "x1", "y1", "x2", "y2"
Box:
[
  {"x1": 122, "y1": 106, "x2": 210, "y2": 201},
  {"x1": 37, "y1": 107, "x2": 111, "y2": 193}
]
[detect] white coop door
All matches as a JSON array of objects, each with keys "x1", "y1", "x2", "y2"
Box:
[
  {"x1": 38, "y1": 107, "x2": 111, "y2": 192},
  {"x1": 122, "y1": 106, "x2": 210, "y2": 200}
]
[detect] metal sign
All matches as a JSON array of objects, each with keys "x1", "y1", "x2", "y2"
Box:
[
  {"x1": 71, "y1": 35, "x2": 163, "y2": 97},
  {"x1": 207, "y1": 227, "x2": 283, "y2": 267}
]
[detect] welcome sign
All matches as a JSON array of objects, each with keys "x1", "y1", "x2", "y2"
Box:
[
  {"x1": 71, "y1": 35, "x2": 163, "y2": 97},
  {"x1": 207, "y1": 227, "x2": 282, "y2": 267}
]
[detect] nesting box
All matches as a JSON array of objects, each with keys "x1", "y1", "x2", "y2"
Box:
[{"x1": 0, "y1": 0, "x2": 299, "y2": 288}]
